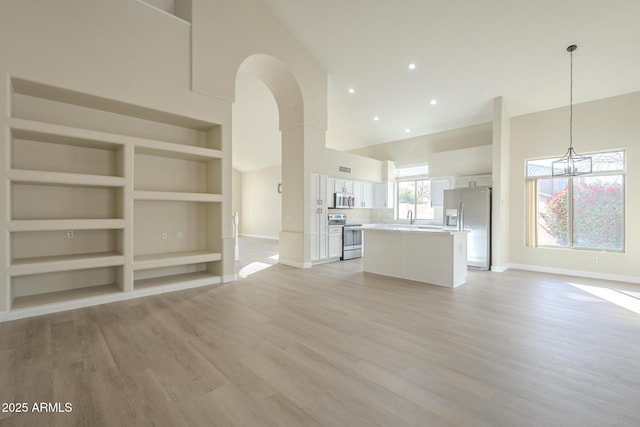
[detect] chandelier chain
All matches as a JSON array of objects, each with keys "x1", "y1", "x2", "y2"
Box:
[{"x1": 569, "y1": 46, "x2": 574, "y2": 150}]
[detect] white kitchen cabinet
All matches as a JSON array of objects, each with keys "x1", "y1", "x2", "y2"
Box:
[
  {"x1": 349, "y1": 181, "x2": 378, "y2": 208},
  {"x1": 334, "y1": 178, "x2": 353, "y2": 194},
  {"x1": 352, "y1": 181, "x2": 363, "y2": 207},
  {"x1": 474, "y1": 174, "x2": 493, "y2": 187},
  {"x1": 325, "y1": 176, "x2": 335, "y2": 208},
  {"x1": 362, "y1": 182, "x2": 375, "y2": 208},
  {"x1": 328, "y1": 226, "x2": 343, "y2": 259},
  {"x1": 429, "y1": 178, "x2": 452, "y2": 207},
  {"x1": 310, "y1": 173, "x2": 327, "y2": 207},
  {"x1": 454, "y1": 174, "x2": 492, "y2": 188},
  {"x1": 374, "y1": 182, "x2": 394, "y2": 208},
  {"x1": 310, "y1": 173, "x2": 328, "y2": 262}
]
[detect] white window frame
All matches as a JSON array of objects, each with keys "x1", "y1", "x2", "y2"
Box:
[{"x1": 526, "y1": 150, "x2": 626, "y2": 252}]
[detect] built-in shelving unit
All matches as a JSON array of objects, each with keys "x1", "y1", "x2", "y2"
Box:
[{"x1": 1, "y1": 77, "x2": 226, "y2": 320}]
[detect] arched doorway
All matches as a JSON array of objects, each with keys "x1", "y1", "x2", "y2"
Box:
[{"x1": 233, "y1": 54, "x2": 309, "y2": 271}]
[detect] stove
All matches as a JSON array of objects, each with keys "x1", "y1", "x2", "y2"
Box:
[{"x1": 327, "y1": 214, "x2": 362, "y2": 260}]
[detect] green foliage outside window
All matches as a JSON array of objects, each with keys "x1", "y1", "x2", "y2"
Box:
[{"x1": 541, "y1": 180, "x2": 623, "y2": 249}]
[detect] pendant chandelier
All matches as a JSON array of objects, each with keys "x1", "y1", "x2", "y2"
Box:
[{"x1": 552, "y1": 44, "x2": 592, "y2": 176}]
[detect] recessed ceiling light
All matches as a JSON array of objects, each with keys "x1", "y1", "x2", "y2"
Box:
[
  {"x1": 348, "y1": 87, "x2": 355, "y2": 94},
  {"x1": 430, "y1": 99, "x2": 437, "y2": 105},
  {"x1": 404, "y1": 128, "x2": 411, "y2": 133},
  {"x1": 408, "y1": 63, "x2": 416, "y2": 70},
  {"x1": 373, "y1": 116, "x2": 379, "y2": 121}
]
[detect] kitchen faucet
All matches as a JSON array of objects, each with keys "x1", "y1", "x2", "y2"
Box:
[{"x1": 407, "y1": 210, "x2": 414, "y2": 225}]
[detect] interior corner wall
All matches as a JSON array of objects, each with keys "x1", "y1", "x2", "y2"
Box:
[
  {"x1": 509, "y1": 91, "x2": 640, "y2": 282},
  {"x1": 239, "y1": 165, "x2": 282, "y2": 239}
]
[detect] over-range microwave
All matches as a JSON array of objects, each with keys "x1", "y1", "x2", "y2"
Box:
[{"x1": 333, "y1": 192, "x2": 355, "y2": 209}]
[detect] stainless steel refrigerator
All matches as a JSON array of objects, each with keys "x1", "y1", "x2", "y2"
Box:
[{"x1": 443, "y1": 187, "x2": 491, "y2": 270}]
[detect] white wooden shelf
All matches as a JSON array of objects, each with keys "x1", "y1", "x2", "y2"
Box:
[
  {"x1": 133, "y1": 191, "x2": 223, "y2": 202},
  {"x1": 9, "y1": 252, "x2": 125, "y2": 276},
  {"x1": 135, "y1": 141, "x2": 222, "y2": 161},
  {"x1": 8, "y1": 118, "x2": 126, "y2": 149},
  {"x1": 8, "y1": 219, "x2": 126, "y2": 232},
  {"x1": 11, "y1": 283, "x2": 122, "y2": 311},
  {"x1": 2, "y1": 82, "x2": 226, "y2": 320},
  {"x1": 134, "y1": 272, "x2": 221, "y2": 292},
  {"x1": 133, "y1": 250, "x2": 221, "y2": 271},
  {"x1": 8, "y1": 117, "x2": 221, "y2": 159},
  {"x1": 8, "y1": 169, "x2": 126, "y2": 188}
]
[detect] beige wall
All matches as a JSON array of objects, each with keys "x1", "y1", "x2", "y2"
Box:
[
  {"x1": 349, "y1": 122, "x2": 492, "y2": 171},
  {"x1": 509, "y1": 91, "x2": 640, "y2": 281},
  {"x1": 240, "y1": 165, "x2": 282, "y2": 239},
  {"x1": 309, "y1": 144, "x2": 384, "y2": 183}
]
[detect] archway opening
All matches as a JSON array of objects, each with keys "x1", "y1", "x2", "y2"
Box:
[{"x1": 232, "y1": 54, "x2": 305, "y2": 274}]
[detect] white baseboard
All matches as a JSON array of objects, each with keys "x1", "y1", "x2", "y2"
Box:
[
  {"x1": 490, "y1": 264, "x2": 510, "y2": 273},
  {"x1": 507, "y1": 263, "x2": 640, "y2": 284},
  {"x1": 278, "y1": 258, "x2": 312, "y2": 269},
  {"x1": 222, "y1": 274, "x2": 236, "y2": 283},
  {"x1": 239, "y1": 234, "x2": 279, "y2": 240}
]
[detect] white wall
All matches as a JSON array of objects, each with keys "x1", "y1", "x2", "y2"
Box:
[
  {"x1": 240, "y1": 166, "x2": 282, "y2": 239},
  {"x1": 509, "y1": 91, "x2": 640, "y2": 282}
]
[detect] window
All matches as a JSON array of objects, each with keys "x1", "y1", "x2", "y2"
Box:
[
  {"x1": 396, "y1": 165, "x2": 436, "y2": 220},
  {"x1": 526, "y1": 150, "x2": 625, "y2": 251}
]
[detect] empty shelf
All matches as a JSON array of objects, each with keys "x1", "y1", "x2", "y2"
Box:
[
  {"x1": 134, "y1": 272, "x2": 221, "y2": 291},
  {"x1": 133, "y1": 250, "x2": 222, "y2": 270},
  {"x1": 11, "y1": 283, "x2": 122, "y2": 311},
  {"x1": 9, "y1": 252, "x2": 125, "y2": 276},
  {"x1": 8, "y1": 219, "x2": 126, "y2": 232},
  {"x1": 133, "y1": 191, "x2": 223, "y2": 202}
]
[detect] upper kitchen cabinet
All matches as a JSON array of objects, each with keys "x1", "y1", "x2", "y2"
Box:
[
  {"x1": 353, "y1": 181, "x2": 375, "y2": 208},
  {"x1": 334, "y1": 178, "x2": 354, "y2": 194},
  {"x1": 374, "y1": 183, "x2": 394, "y2": 209},
  {"x1": 430, "y1": 178, "x2": 452, "y2": 207},
  {"x1": 454, "y1": 174, "x2": 492, "y2": 189}
]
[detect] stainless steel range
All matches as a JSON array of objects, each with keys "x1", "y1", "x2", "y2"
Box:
[{"x1": 327, "y1": 213, "x2": 362, "y2": 260}]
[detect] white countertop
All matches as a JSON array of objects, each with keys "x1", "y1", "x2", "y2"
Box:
[{"x1": 354, "y1": 224, "x2": 467, "y2": 234}]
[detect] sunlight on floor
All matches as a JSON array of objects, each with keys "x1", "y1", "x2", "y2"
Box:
[
  {"x1": 568, "y1": 282, "x2": 640, "y2": 315},
  {"x1": 238, "y1": 261, "x2": 273, "y2": 278},
  {"x1": 269, "y1": 254, "x2": 279, "y2": 261}
]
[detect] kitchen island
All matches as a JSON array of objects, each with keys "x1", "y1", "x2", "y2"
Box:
[{"x1": 360, "y1": 225, "x2": 468, "y2": 287}]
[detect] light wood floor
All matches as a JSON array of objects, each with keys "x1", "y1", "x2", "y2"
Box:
[{"x1": 1, "y1": 237, "x2": 640, "y2": 426}]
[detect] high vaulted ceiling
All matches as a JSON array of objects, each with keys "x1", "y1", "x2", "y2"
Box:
[{"x1": 255, "y1": 0, "x2": 640, "y2": 152}]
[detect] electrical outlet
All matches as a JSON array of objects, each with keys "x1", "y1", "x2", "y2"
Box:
[
  {"x1": 161, "y1": 232, "x2": 168, "y2": 240},
  {"x1": 177, "y1": 231, "x2": 184, "y2": 239},
  {"x1": 592, "y1": 256, "x2": 599, "y2": 264},
  {"x1": 67, "y1": 230, "x2": 74, "y2": 239}
]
